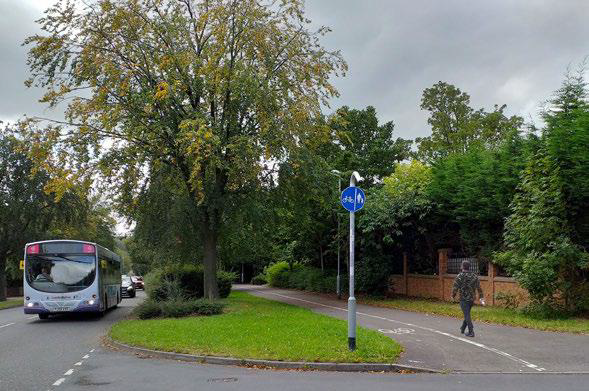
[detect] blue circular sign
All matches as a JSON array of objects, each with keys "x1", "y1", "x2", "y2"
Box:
[{"x1": 341, "y1": 186, "x2": 366, "y2": 212}]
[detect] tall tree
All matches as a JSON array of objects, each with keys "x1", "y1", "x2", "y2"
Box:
[
  {"x1": 496, "y1": 150, "x2": 589, "y2": 311},
  {"x1": 0, "y1": 132, "x2": 85, "y2": 300},
  {"x1": 328, "y1": 106, "x2": 411, "y2": 185},
  {"x1": 416, "y1": 81, "x2": 523, "y2": 162},
  {"x1": 23, "y1": 0, "x2": 346, "y2": 298}
]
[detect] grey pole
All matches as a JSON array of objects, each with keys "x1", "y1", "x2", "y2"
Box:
[
  {"x1": 331, "y1": 170, "x2": 343, "y2": 300},
  {"x1": 348, "y1": 171, "x2": 361, "y2": 351}
]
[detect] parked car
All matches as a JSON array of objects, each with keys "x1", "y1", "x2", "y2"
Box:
[
  {"x1": 131, "y1": 276, "x2": 144, "y2": 290},
  {"x1": 121, "y1": 275, "x2": 136, "y2": 298}
]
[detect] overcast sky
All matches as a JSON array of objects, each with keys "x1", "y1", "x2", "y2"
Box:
[{"x1": 2, "y1": 0, "x2": 589, "y2": 141}]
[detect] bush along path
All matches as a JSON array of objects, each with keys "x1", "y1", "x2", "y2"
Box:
[{"x1": 110, "y1": 291, "x2": 402, "y2": 364}]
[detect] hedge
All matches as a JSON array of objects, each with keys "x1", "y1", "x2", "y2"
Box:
[
  {"x1": 266, "y1": 261, "x2": 348, "y2": 294},
  {"x1": 134, "y1": 299, "x2": 225, "y2": 319}
]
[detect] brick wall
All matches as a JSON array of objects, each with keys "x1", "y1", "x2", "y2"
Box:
[{"x1": 388, "y1": 249, "x2": 529, "y2": 307}]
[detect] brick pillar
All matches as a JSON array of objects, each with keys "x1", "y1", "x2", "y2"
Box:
[
  {"x1": 489, "y1": 262, "x2": 497, "y2": 305},
  {"x1": 438, "y1": 248, "x2": 451, "y2": 300},
  {"x1": 403, "y1": 252, "x2": 408, "y2": 296}
]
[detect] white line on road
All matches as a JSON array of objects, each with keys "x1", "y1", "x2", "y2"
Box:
[
  {"x1": 82, "y1": 354, "x2": 90, "y2": 359},
  {"x1": 52, "y1": 378, "x2": 65, "y2": 386},
  {"x1": 0, "y1": 322, "x2": 15, "y2": 329},
  {"x1": 64, "y1": 369, "x2": 74, "y2": 376},
  {"x1": 27, "y1": 316, "x2": 37, "y2": 320},
  {"x1": 257, "y1": 290, "x2": 546, "y2": 372},
  {"x1": 90, "y1": 349, "x2": 95, "y2": 352},
  {"x1": 74, "y1": 361, "x2": 83, "y2": 366}
]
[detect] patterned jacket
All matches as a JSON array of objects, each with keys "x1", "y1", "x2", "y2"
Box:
[{"x1": 452, "y1": 271, "x2": 483, "y2": 302}]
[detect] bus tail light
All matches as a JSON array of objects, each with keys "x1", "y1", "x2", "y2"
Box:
[
  {"x1": 26, "y1": 244, "x2": 40, "y2": 254},
  {"x1": 83, "y1": 244, "x2": 95, "y2": 253}
]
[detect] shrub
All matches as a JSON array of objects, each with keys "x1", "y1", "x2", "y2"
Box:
[
  {"x1": 521, "y1": 300, "x2": 569, "y2": 320},
  {"x1": 145, "y1": 264, "x2": 234, "y2": 301},
  {"x1": 274, "y1": 265, "x2": 343, "y2": 293},
  {"x1": 218, "y1": 271, "x2": 237, "y2": 298},
  {"x1": 494, "y1": 292, "x2": 521, "y2": 310},
  {"x1": 266, "y1": 261, "x2": 299, "y2": 288},
  {"x1": 135, "y1": 299, "x2": 225, "y2": 319},
  {"x1": 251, "y1": 274, "x2": 267, "y2": 285},
  {"x1": 134, "y1": 300, "x2": 162, "y2": 319}
]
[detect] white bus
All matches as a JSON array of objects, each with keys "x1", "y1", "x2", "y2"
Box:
[{"x1": 23, "y1": 240, "x2": 122, "y2": 319}]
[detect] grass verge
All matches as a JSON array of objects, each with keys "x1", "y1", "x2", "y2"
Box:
[
  {"x1": 360, "y1": 297, "x2": 589, "y2": 334},
  {"x1": 0, "y1": 298, "x2": 22, "y2": 310},
  {"x1": 111, "y1": 291, "x2": 402, "y2": 363}
]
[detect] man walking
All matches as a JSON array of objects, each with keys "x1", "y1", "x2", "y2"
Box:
[{"x1": 452, "y1": 260, "x2": 484, "y2": 337}]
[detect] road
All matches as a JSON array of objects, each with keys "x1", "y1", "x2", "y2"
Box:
[
  {"x1": 1, "y1": 288, "x2": 588, "y2": 391},
  {"x1": 0, "y1": 293, "x2": 141, "y2": 391}
]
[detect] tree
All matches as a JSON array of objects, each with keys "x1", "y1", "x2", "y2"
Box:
[
  {"x1": 24, "y1": 0, "x2": 346, "y2": 298},
  {"x1": 496, "y1": 150, "x2": 589, "y2": 311},
  {"x1": 357, "y1": 161, "x2": 436, "y2": 290},
  {"x1": 0, "y1": 134, "x2": 50, "y2": 300},
  {"x1": 416, "y1": 81, "x2": 523, "y2": 162},
  {"x1": 328, "y1": 106, "x2": 411, "y2": 185},
  {"x1": 542, "y1": 67, "x2": 589, "y2": 250},
  {"x1": 428, "y1": 131, "x2": 529, "y2": 256}
]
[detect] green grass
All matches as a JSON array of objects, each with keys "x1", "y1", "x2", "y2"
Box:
[
  {"x1": 111, "y1": 291, "x2": 402, "y2": 363},
  {"x1": 0, "y1": 298, "x2": 23, "y2": 310},
  {"x1": 360, "y1": 297, "x2": 589, "y2": 334}
]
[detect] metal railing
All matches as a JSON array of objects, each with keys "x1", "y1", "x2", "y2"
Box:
[{"x1": 447, "y1": 257, "x2": 487, "y2": 275}]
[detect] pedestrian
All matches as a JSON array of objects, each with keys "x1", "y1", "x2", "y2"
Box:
[{"x1": 452, "y1": 260, "x2": 484, "y2": 337}]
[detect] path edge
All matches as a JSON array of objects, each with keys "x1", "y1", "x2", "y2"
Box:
[{"x1": 106, "y1": 337, "x2": 440, "y2": 373}]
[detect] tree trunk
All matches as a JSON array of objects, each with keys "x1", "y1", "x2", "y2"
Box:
[
  {"x1": 202, "y1": 214, "x2": 220, "y2": 300},
  {"x1": 320, "y1": 244, "x2": 324, "y2": 272},
  {"x1": 0, "y1": 256, "x2": 7, "y2": 302}
]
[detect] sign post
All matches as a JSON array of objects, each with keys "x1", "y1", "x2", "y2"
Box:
[{"x1": 340, "y1": 171, "x2": 364, "y2": 351}]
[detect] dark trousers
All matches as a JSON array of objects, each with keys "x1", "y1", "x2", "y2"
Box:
[{"x1": 460, "y1": 300, "x2": 474, "y2": 333}]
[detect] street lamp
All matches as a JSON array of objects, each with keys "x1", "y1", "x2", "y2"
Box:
[
  {"x1": 330, "y1": 169, "x2": 342, "y2": 299},
  {"x1": 347, "y1": 171, "x2": 362, "y2": 351}
]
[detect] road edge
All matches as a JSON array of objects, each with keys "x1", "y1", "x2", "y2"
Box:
[{"x1": 105, "y1": 337, "x2": 440, "y2": 373}]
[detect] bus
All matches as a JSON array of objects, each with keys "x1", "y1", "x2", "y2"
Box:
[{"x1": 23, "y1": 240, "x2": 122, "y2": 319}]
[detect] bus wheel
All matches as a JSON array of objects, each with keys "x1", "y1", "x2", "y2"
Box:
[{"x1": 38, "y1": 314, "x2": 49, "y2": 320}]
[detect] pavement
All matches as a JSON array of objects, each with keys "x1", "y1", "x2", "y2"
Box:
[
  {"x1": 238, "y1": 285, "x2": 589, "y2": 374},
  {"x1": 1, "y1": 287, "x2": 589, "y2": 391}
]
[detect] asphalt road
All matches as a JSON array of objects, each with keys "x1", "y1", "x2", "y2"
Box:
[
  {"x1": 0, "y1": 292, "x2": 142, "y2": 391},
  {"x1": 240, "y1": 285, "x2": 589, "y2": 374},
  {"x1": 1, "y1": 287, "x2": 588, "y2": 391}
]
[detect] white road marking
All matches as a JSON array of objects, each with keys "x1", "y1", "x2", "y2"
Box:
[
  {"x1": 52, "y1": 378, "x2": 65, "y2": 386},
  {"x1": 0, "y1": 323, "x2": 15, "y2": 329},
  {"x1": 89, "y1": 349, "x2": 95, "y2": 353},
  {"x1": 257, "y1": 290, "x2": 546, "y2": 372},
  {"x1": 74, "y1": 361, "x2": 83, "y2": 366},
  {"x1": 27, "y1": 316, "x2": 37, "y2": 320},
  {"x1": 82, "y1": 354, "x2": 90, "y2": 359},
  {"x1": 64, "y1": 369, "x2": 74, "y2": 376}
]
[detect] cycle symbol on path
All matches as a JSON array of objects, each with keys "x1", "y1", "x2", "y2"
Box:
[{"x1": 378, "y1": 328, "x2": 415, "y2": 335}]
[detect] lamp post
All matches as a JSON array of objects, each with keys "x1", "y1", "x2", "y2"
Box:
[
  {"x1": 330, "y1": 169, "x2": 342, "y2": 299},
  {"x1": 347, "y1": 171, "x2": 362, "y2": 351}
]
